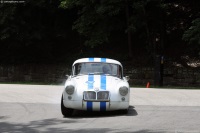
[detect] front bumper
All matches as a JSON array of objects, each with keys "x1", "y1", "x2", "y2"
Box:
[{"x1": 63, "y1": 100, "x2": 129, "y2": 111}]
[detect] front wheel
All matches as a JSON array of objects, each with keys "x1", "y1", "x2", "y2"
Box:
[{"x1": 61, "y1": 95, "x2": 73, "y2": 117}]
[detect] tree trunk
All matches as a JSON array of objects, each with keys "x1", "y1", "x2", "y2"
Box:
[{"x1": 125, "y1": 0, "x2": 133, "y2": 59}]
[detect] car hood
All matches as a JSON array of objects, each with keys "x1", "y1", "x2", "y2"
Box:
[{"x1": 71, "y1": 75, "x2": 124, "y2": 91}]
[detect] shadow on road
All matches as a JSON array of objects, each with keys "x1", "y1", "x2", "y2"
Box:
[
  {"x1": 0, "y1": 105, "x2": 172, "y2": 133},
  {"x1": 0, "y1": 120, "x2": 170, "y2": 133},
  {"x1": 127, "y1": 105, "x2": 138, "y2": 116},
  {"x1": 68, "y1": 105, "x2": 138, "y2": 118}
]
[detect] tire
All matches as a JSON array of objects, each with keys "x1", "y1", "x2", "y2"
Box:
[{"x1": 61, "y1": 95, "x2": 73, "y2": 117}]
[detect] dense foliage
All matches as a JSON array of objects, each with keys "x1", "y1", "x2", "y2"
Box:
[{"x1": 0, "y1": 0, "x2": 200, "y2": 67}]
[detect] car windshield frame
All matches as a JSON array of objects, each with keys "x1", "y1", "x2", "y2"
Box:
[{"x1": 72, "y1": 62, "x2": 123, "y2": 79}]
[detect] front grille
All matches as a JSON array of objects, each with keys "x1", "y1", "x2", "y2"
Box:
[
  {"x1": 84, "y1": 91, "x2": 96, "y2": 100},
  {"x1": 83, "y1": 91, "x2": 110, "y2": 101},
  {"x1": 97, "y1": 91, "x2": 109, "y2": 100}
]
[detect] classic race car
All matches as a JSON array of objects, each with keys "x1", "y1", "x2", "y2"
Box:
[{"x1": 61, "y1": 58, "x2": 130, "y2": 117}]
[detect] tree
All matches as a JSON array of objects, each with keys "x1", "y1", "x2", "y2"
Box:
[
  {"x1": 1, "y1": 0, "x2": 199, "y2": 67},
  {"x1": 0, "y1": 0, "x2": 79, "y2": 64},
  {"x1": 183, "y1": 18, "x2": 200, "y2": 45},
  {"x1": 60, "y1": 0, "x2": 167, "y2": 61},
  {"x1": 60, "y1": 0, "x2": 125, "y2": 47}
]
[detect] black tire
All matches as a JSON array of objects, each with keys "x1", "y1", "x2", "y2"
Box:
[{"x1": 61, "y1": 95, "x2": 73, "y2": 117}]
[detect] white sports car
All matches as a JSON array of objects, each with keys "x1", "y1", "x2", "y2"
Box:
[{"x1": 61, "y1": 58, "x2": 130, "y2": 117}]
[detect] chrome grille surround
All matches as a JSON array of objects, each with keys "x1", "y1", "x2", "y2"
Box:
[
  {"x1": 83, "y1": 91, "x2": 96, "y2": 100},
  {"x1": 83, "y1": 91, "x2": 110, "y2": 101},
  {"x1": 97, "y1": 91, "x2": 109, "y2": 100}
]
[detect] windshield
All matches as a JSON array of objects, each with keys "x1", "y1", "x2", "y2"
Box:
[{"x1": 73, "y1": 62, "x2": 122, "y2": 78}]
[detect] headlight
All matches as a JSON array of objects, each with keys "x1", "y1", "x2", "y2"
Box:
[
  {"x1": 65, "y1": 85, "x2": 75, "y2": 95},
  {"x1": 119, "y1": 86, "x2": 128, "y2": 96}
]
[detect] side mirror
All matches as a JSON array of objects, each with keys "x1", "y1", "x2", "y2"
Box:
[
  {"x1": 125, "y1": 76, "x2": 130, "y2": 81},
  {"x1": 65, "y1": 75, "x2": 69, "y2": 79}
]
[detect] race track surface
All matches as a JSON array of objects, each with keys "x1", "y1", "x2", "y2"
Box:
[{"x1": 0, "y1": 84, "x2": 200, "y2": 133}]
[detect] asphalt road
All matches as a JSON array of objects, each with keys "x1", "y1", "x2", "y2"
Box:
[{"x1": 0, "y1": 84, "x2": 200, "y2": 133}]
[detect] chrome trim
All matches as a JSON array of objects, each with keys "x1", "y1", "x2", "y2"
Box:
[{"x1": 83, "y1": 91, "x2": 110, "y2": 101}]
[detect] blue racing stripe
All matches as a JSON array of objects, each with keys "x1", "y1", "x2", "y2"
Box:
[
  {"x1": 100, "y1": 73, "x2": 106, "y2": 111},
  {"x1": 101, "y1": 75, "x2": 106, "y2": 90},
  {"x1": 87, "y1": 61, "x2": 94, "y2": 111},
  {"x1": 100, "y1": 102, "x2": 106, "y2": 111},
  {"x1": 88, "y1": 74, "x2": 94, "y2": 89},
  {"x1": 89, "y1": 58, "x2": 94, "y2": 62},
  {"x1": 101, "y1": 58, "x2": 106, "y2": 62},
  {"x1": 87, "y1": 101, "x2": 93, "y2": 111},
  {"x1": 87, "y1": 74, "x2": 94, "y2": 111}
]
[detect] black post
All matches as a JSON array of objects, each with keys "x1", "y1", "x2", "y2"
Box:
[
  {"x1": 154, "y1": 55, "x2": 164, "y2": 87},
  {"x1": 160, "y1": 55, "x2": 164, "y2": 86}
]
